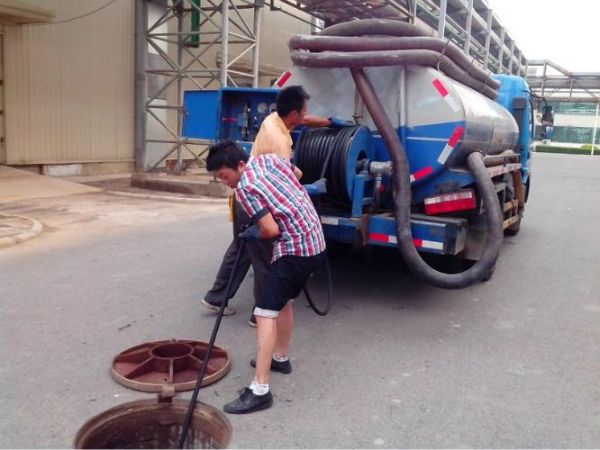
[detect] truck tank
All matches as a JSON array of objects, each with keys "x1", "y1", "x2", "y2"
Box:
[{"x1": 278, "y1": 65, "x2": 518, "y2": 183}]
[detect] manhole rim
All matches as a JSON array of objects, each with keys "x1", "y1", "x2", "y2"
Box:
[{"x1": 74, "y1": 398, "x2": 232, "y2": 449}]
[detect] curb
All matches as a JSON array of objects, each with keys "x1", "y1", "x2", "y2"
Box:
[
  {"x1": 0, "y1": 214, "x2": 44, "y2": 249},
  {"x1": 106, "y1": 190, "x2": 228, "y2": 205}
]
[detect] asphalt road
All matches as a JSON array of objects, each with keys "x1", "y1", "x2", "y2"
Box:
[{"x1": 1, "y1": 152, "x2": 599, "y2": 448}]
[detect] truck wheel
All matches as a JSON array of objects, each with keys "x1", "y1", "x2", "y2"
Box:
[{"x1": 504, "y1": 218, "x2": 521, "y2": 236}]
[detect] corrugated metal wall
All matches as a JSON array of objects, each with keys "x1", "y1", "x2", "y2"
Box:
[{"x1": 4, "y1": 0, "x2": 134, "y2": 165}]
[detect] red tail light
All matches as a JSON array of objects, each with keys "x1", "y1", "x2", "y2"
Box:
[{"x1": 424, "y1": 189, "x2": 476, "y2": 215}]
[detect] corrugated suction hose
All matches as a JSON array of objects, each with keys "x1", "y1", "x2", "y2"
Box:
[
  {"x1": 352, "y1": 68, "x2": 503, "y2": 288},
  {"x1": 290, "y1": 19, "x2": 500, "y2": 99}
]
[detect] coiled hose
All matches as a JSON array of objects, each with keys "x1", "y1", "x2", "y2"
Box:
[
  {"x1": 292, "y1": 19, "x2": 504, "y2": 288},
  {"x1": 295, "y1": 126, "x2": 366, "y2": 202}
]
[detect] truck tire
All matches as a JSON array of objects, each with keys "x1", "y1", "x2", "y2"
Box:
[{"x1": 505, "y1": 218, "x2": 521, "y2": 236}]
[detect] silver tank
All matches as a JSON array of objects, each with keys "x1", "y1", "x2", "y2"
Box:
[{"x1": 282, "y1": 65, "x2": 518, "y2": 156}]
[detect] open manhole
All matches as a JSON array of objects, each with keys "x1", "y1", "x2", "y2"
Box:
[
  {"x1": 111, "y1": 339, "x2": 230, "y2": 392},
  {"x1": 74, "y1": 398, "x2": 231, "y2": 449}
]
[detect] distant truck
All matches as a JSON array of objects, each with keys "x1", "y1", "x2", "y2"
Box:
[{"x1": 183, "y1": 19, "x2": 536, "y2": 289}]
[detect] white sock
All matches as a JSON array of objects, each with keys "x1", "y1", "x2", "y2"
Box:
[
  {"x1": 249, "y1": 380, "x2": 269, "y2": 396},
  {"x1": 273, "y1": 353, "x2": 289, "y2": 362}
]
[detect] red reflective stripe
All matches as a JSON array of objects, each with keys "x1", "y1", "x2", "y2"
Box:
[
  {"x1": 369, "y1": 233, "x2": 389, "y2": 243},
  {"x1": 447, "y1": 126, "x2": 464, "y2": 147},
  {"x1": 424, "y1": 197, "x2": 476, "y2": 215},
  {"x1": 276, "y1": 71, "x2": 292, "y2": 87},
  {"x1": 432, "y1": 79, "x2": 449, "y2": 97},
  {"x1": 412, "y1": 165, "x2": 433, "y2": 181},
  {"x1": 413, "y1": 239, "x2": 423, "y2": 247}
]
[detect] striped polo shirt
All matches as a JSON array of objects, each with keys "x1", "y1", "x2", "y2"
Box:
[{"x1": 236, "y1": 154, "x2": 326, "y2": 261}]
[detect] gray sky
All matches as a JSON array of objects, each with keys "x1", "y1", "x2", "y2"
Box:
[{"x1": 487, "y1": 0, "x2": 600, "y2": 73}]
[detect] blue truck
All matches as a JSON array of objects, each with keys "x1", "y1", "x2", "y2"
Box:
[{"x1": 183, "y1": 19, "x2": 535, "y2": 289}]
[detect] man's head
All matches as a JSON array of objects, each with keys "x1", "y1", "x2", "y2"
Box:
[
  {"x1": 206, "y1": 140, "x2": 248, "y2": 188},
  {"x1": 276, "y1": 85, "x2": 310, "y2": 128}
]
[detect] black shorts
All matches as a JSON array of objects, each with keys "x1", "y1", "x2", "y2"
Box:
[{"x1": 254, "y1": 253, "x2": 325, "y2": 318}]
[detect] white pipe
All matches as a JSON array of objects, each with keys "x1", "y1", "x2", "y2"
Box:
[{"x1": 592, "y1": 103, "x2": 599, "y2": 156}]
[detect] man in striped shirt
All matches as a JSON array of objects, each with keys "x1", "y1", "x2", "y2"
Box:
[
  {"x1": 206, "y1": 140, "x2": 326, "y2": 414},
  {"x1": 201, "y1": 86, "x2": 334, "y2": 327}
]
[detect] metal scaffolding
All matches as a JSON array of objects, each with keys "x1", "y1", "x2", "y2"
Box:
[
  {"x1": 526, "y1": 59, "x2": 600, "y2": 103},
  {"x1": 134, "y1": 0, "x2": 533, "y2": 172},
  {"x1": 135, "y1": 0, "x2": 265, "y2": 172}
]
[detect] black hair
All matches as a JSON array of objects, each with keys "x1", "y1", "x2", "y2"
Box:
[
  {"x1": 206, "y1": 140, "x2": 248, "y2": 171},
  {"x1": 276, "y1": 85, "x2": 310, "y2": 118}
]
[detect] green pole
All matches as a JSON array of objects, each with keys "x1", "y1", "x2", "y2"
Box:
[{"x1": 189, "y1": 0, "x2": 200, "y2": 47}]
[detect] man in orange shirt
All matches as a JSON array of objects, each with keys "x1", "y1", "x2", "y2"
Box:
[{"x1": 201, "y1": 86, "x2": 345, "y2": 326}]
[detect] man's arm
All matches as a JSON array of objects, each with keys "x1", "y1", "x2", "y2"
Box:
[
  {"x1": 301, "y1": 115, "x2": 330, "y2": 128},
  {"x1": 236, "y1": 185, "x2": 280, "y2": 240},
  {"x1": 256, "y1": 212, "x2": 280, "y2": 239}
]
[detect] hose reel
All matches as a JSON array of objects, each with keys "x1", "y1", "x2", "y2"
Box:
[{"x1": 295, "y1": 125, "x2": 374, "y2": 203}]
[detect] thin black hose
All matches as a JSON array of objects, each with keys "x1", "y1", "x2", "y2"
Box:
[{"x1": 303, "y1": 254, "x2": 333, "y2": 316}]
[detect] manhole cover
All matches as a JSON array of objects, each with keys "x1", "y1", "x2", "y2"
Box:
[
  {"x1": 111, "y1": 339, "x2": 230, "y2": 392},
  {"x1": 74, "y1": 398, "x2": 232, "y2": 449}
]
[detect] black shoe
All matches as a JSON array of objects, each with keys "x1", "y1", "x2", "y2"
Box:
[
  {"x1": 250, "y1": 357, "x2": 292, "y2": 374},
  {"x1": 223, "y1": 388, "x2": 273, "y2": 414},
  {"x1": 248, "y1": 314, "x2": 257, "y2": 328}
]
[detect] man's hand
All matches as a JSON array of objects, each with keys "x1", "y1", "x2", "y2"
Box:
[
  {"x1": 328, "y1": 117, "x2": 354, "y2": 128},
  {"x1": 238, "y1": 224, "x2": 260, "y2": 241},
  {"x1": 303, "y1": 178, "x2": 327, "y2": 197}
]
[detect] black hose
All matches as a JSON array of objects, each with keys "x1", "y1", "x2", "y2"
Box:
[
  {"x1": 351, "y1": 68, "x2": 503, "y2": 288},
  {"x1": 296, "y1": 126, "x2": 365, "y2": 202},
  {"x1": 292, "y1": 49, "x2": 498, "y2": 99},
  {"x1": 289, "y1": 35, "x2": 499, "y2": 88},
  {"x1": 290, "y1": 19, "x2": 499, "y2": 100},
  {"x1": 303, "y1": 254, "x2": 333, "y2": 316},
  {"x1": 178, "y1": 240, "x2": 246, "y2": 448},
  {"x1": 316, "y1": 19, "x2": 500, "y2": 90}
]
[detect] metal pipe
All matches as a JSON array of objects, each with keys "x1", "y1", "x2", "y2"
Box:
[
  {"x1": 592, "y1": 102, "x2": 599, "y2": 156},
  {"x1": 220, "y1": 0, "x2": 229, "y2": 86},
  {"x1": 483, "y1": 9, "x2": 492, "y2": 69},
  {"x1": 134, "y1": 0, "x2": 148, "y2": 172},
  {"x1": 463, "y1": 0, "x2": 473, "y2": 54},
  {"x1": 497, "y1": 28, "x2": 505, "y2": 74},
  {"x1": 176, "y1": 1, "x2": 184, "y2": 172},
  {"x1": 437, "y1": 0, "x2": 447, "y2": 38},
  {"x1": 252, "y1": 3, "x2": 263, "y2": 88}
]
